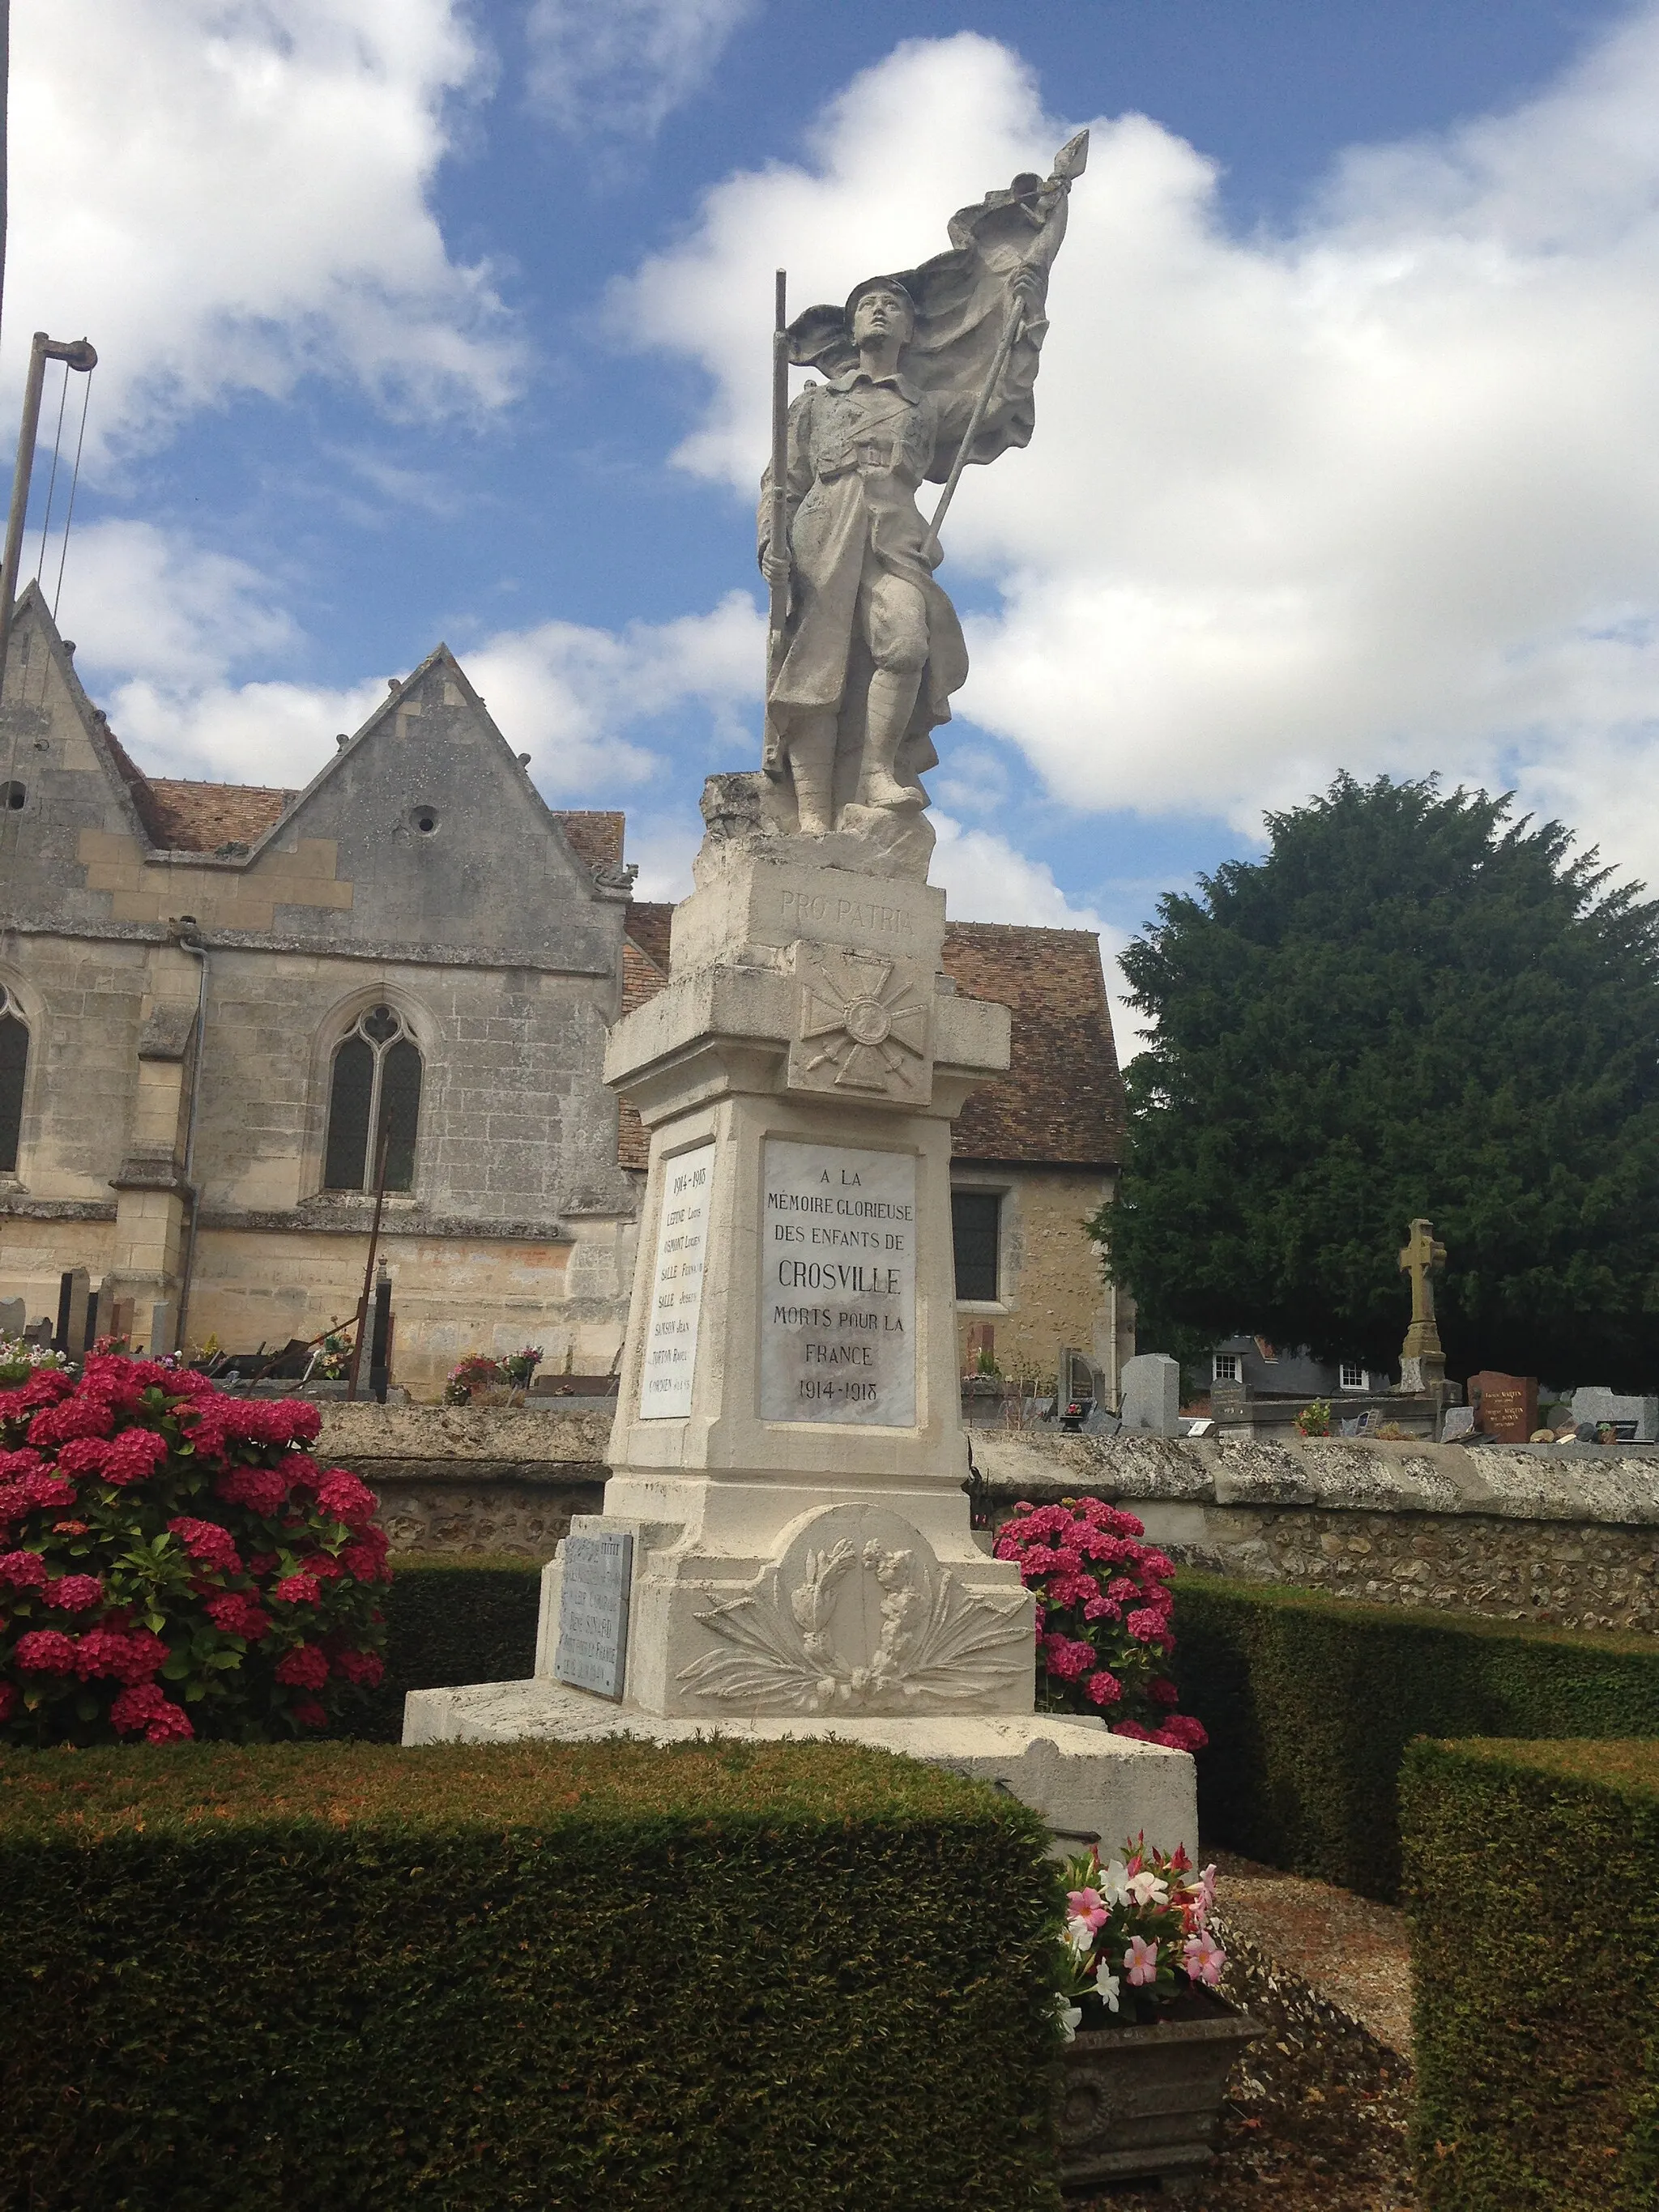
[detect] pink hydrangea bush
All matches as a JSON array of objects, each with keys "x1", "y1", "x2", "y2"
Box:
[
  {"x1": 993, "y1": 1494, "x2": 1208, "y2": 1750},
  {"x1": 0, "y1": 1357, "x2": 390, "y2": 1746},
  {"x1": 1055, "y1": 1836, "x2": 1225, "y2": 2037}
]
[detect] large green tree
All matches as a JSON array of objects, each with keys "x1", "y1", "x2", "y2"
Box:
[{"x1": 1100, "y1": 775, "x2": 1659, "y2": 1387}]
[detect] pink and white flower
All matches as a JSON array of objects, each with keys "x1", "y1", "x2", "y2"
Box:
[
  {"x1": 1098, "y1": 1859, "x2": 1132, "y2": 1907},
  {"x1": 1125, "y1": 1935, "x2": 1160, "y2": 1986},
  {"x1": 1183, "y1": 1932, "x2": 1226, "y2": 1986}
]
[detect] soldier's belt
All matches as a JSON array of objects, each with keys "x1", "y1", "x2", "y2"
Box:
[{"x1": 818, "y1": 440, "x2": 900, "y2": 477}]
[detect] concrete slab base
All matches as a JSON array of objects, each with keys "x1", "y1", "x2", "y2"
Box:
[{"x1": 402, "y1": 1679, "x2": 1198, "y2": 1858}]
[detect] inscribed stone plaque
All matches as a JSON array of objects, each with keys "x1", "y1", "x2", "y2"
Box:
[
  {"x1": 639, "y1": 1140, "x2": 716, "y2": 1419},
  {"x1": 1469, "y1": 1370, "x2": 1538, "y2": 1444},
  {"x1": 554, "y1": 1530, "x2": 633, "y2": 1700},
  {"x1": 760, "y1": 1139, "x2": 917, "y2": 1426}
]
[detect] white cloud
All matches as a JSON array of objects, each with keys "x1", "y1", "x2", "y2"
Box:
[
  {"x1": 929, "y1": 813, "x2": 1146, "y2": 1059},
  {"x1": 109, "y1": 673, "x2": 388, "y2": 791},
  {"x1": 8, "y1": 0, "x2": 521, "y2": 450},
  {"x1": 930, "y1": 812, "x2": 1102, "y2": 933},
  {"x1": 466, "y1": 587, "x2": 766, "y2": 794},
  {"x1": 58, "y1": 520, "x2": 296, "y2": 689},
  {"x1": 526, "y1": 0, "x2": 759, "y2": 137},
  {"x1": 62, "y1": 515, "x2": 763, "y2": 801},
  {"x1": 626, "y1": 816, "x2": 702, "y2": 901},
  {"x1": 614, "y1": 17, "x2": 1659, "y2": 892}
]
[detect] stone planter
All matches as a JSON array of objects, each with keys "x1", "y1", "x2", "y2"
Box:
[{"x1": 1060, "y1": 1995, "x2": 1261, "y2": 2195}]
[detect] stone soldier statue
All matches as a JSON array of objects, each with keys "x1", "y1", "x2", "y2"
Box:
[{"x1": 758, "y1": 132, "x2": 1087, "y2": 848}]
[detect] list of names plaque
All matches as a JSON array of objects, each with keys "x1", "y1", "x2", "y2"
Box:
[
  {"x1": 760, "y1": 1139, "x2": 917, "y2": 1426},
  {"x1": 639, "y1": 1140, "x2": 715, "y2": 1419},
  {"x1": 553, "y1": 1529, "x2": 633, "y2": 1699}
]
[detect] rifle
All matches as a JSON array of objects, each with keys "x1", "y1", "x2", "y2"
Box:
[{"x1": 761, "y1": 267, "x2": 788, "y2": 778}]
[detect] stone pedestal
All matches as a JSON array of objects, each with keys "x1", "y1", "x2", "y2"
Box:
[{"x1": 405, "y1": 786, "x2": 1197, "y2": 1856}]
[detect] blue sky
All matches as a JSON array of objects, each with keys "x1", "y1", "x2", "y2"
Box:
[{"x1": 9, "y1": 1, "x2": 1659, "y2": 1040}]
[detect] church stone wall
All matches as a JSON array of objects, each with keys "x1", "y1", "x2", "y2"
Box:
[
  {"x1": 189, "y1": 1218, "x2": 635, "y2": 1389},
  {"x1": 952, "y1": 1166, "x2": 1120, "y2": 1391},
  {"x1": 0, "y1": 931, "x2": 148, "y2": 1203}
]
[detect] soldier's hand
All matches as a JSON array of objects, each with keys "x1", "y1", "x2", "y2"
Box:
[{"x1": 760, "y1": 548, "x2": 791, "y2": 588}]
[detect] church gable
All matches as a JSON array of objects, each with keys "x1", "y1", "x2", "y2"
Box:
[
  {"x1": 0, "y1": 586, "x2": 164, "y2": 928},
  {"x1": 251, "y1": 646, "x2": 624, "y2": 968}
]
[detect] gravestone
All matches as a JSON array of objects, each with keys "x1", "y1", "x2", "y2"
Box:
[
  {"x1": 1469, "y1": 1370, "x2": 1538, "y2": 1444},
  {"x1": 148, "y1": 1302, "x2": 174, "y2": 1357},
  {"x1": 1121, "y1": 1353, "x2": 1182, "y2": 1437},
  {"x1": 553, "y1": 1529, "x2": 633, "y2": 1700},
  {"x1": 1440, "y1": 1405, "x2": 1476, "y2": 1442},
  {"x1": 1570, "y1": 1388, "x2": 1659, "y2": 1444},
  {"x1": 0, "y1": 1298, "x2": 23, "y2": 1340},
  {"x1": 109, "y1": 1297, "x2": 134, "y2": 1347},
  {"x1": 55, "y1": 1268, "x2": 89, "y2": 1357}
]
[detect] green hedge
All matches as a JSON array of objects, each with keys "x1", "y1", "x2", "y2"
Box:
[
  {"x1": 355, "y1": 1552, "x2": 543, "y2": 1741},
  {"x1": 1174, "y1": 1574, "x2": 1659, "y2": 1899},
  {"x1": 1402, "y1": 1737, "x2": 1659, "y2": 2210},
  {"x1": 0, "y1": 1739, "x2": 1062, "y2": 2212}
]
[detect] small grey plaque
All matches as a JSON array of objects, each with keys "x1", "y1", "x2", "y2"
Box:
[{"x1": 554, "y1": 1530, "x2": 633, "y2": 1700}]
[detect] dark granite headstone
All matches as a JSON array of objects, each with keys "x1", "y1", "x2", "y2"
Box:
[
  {"x1": 1469, "y1": 1370, "x2": 1538, "y2": 1443},
  {"x1": 554, "y1": 1528, "x2": 633, "y2": 1701}
]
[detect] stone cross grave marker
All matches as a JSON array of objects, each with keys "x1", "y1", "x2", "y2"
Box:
[{"x1": 1397, "y1": 1217, "x2": 1448, "y2": 1389}]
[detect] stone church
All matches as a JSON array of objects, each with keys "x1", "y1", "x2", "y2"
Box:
[{"x1": 0, "y1": 582, "x2": 1131, "y2": 1399}]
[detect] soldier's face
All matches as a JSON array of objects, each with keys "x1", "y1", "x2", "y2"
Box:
[{"x1": 852, "y1": 288, "x2": 913, "y2": 348}]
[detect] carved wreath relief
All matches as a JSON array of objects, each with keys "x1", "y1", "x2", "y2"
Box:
[
  {"x1": 787, "y1": 944, "x2": 931, "y2": 1105},
  {"x1": 676, "y1": 1534, "x2": 1029, "y2": 1713}
]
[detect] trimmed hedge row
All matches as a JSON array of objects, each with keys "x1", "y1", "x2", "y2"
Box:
[
  {"x1": 1174, "y1": 1574, "x2": 1659, "y2": 1899},
  {"x1": 1402, "y1": 1737, "x2": 1659, "y2": 2210},
  {"x1": 0, "y1": 1738, "x2": 1063, "y2": 2212},
  {"x1": 356, "y1": 1552, "x2": 542, "y2": 1740}
]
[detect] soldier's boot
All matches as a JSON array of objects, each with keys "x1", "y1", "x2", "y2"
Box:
[
  {"x1": 858, "y1": 667, "x2": 924, "y2": 809},
  {"x1": 789, "y1": 718, "x2": 838, "y2": 836}
]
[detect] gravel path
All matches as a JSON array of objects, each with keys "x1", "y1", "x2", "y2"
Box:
[{"x1": 1066, "y1": 1853, "x2": 1419, "y2": 2210}]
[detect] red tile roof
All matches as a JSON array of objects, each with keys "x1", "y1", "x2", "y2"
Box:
[
  {"x1": 621, "y1": 899, "x2": 673, "y2": 971},
  {"x1": 615, "y1": 921, "x2": 671, "y2": 1171},
  {"x1": 552, "y1": 811, "x2": 625, "y2": 872},
  {"x1": 140, "y1": 779, "x2": 295, "y2": 852},
  {"x1": 941, "y1": 923, "x2": 1124, "y2": 1168}
]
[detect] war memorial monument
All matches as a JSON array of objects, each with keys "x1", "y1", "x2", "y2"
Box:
[{"x1": 405, "y1": 136, "x2": 1196, "y2": 1856}]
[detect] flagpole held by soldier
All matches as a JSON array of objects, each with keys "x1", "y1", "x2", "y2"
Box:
[{"x1": 762, "y1": 266, "x2": 789, "y2": 779}]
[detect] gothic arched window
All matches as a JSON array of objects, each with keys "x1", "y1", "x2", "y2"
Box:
[
  {"x1": 0, "y1": 987, "x2": 26, "y2": 1174},
  {"x1": 322, "y1": 1004, "x2": 422, "y2": 1192}
]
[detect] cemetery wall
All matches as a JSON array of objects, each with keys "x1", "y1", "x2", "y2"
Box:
[
  {"x1": 318, "y1": 1400, "x2": 607, "y2": 1557},
  {"x1": 974, "y1": 1430, "x2": 1659, "y2": 1634}
]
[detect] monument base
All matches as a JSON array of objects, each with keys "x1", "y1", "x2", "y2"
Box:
[{"x1": 400, "y1": 1678, "x2": 1198, "y2": 1859}]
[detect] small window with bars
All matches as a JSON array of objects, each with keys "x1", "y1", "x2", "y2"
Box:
[
  {"x1": 1213, "y1": 1352, "x2": 1240, "y2": 1384},
  {"x1": 0, "y1": 984, "x2": 27, "y2": 1173},
  {"x1": 323, "y1": 1004, "x2": 422, "y2": 1191},
  {"x1": 1339, "y1": 1361, "x2": 1367, "y2": 1392},
  {"x1": 951, "y1": 1190, "x2": 1001, "y2": 1302}
]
